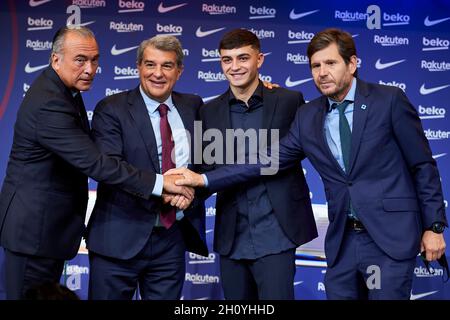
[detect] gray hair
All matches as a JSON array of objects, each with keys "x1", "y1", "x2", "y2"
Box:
[
  {"x1": 49, "y1": 26, "x2": 95, "y2": 63},
  {"x1": 136, "y1": 35, "x2": 184, "y2": 67}
]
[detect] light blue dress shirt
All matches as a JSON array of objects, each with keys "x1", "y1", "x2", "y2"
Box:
[
  {"x1": 140, "y1": 86, "x2": 190, "y2": 221},
  {"x1": 324, "y1": 78, "x2": 357, "y2": 172}
]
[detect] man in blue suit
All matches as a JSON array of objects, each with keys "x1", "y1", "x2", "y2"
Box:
[
  {"x1": 86, "y1": 35, "x2": 208, "y2": 300},
  {"x1": 167, "y1": 28, "x2": 447, "y2": 299}
]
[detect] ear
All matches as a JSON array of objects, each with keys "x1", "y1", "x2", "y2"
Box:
[
  {"x1": 176, "y1": 65, "x2": 184, "y2": 80},
  {"x1": 51, "y1": 53, "x2": 61, "y2": 70},
  {"x1": 257, "y1": 52, "x2": 264, "y2": 69},
  {"x1": 349, "y1": 55, "x2": 357, "y2": 75}
]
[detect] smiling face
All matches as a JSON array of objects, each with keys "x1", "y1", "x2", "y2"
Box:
[
  {"x1": 137, "y1": 46, "x2": 183, "y2": 102},
  {"x1": 220, "y1": 45, "x2": 263, "y2": 92},
  {"x1": 51, "y1": 31, "x2": 99, "y2": 92},
  {"x1": 310, "y1": 42, "x2": 356, "y2": 101}
]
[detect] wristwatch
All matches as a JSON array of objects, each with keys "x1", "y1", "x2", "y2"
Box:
[{"x1": 429, "y1": 222, "x2": 445, "y2": 234}]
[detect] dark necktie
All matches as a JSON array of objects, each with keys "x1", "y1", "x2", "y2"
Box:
[
  {"x1": 74, "y1": 93, "x2": 89, "y2": 132},
  {"x1": 334, "y1": 100, "x2": 352, "y2": 173},
  {"x1": 158, "y1": 103, "x2": 176, "y2": 229}
]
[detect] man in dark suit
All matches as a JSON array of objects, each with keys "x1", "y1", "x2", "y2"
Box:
[
  {"x1": 191, "y1": 29, "x2": 317, "y2": 300},
  {"x1": 0, "y1": 27, "x2": 192, "y2": 299},
  {"x1": 168, "y1": 28, "x2": 447, "y2": 299},
  {"x1": 86, "y1": 35, "x2": 208, "y2": 300}
]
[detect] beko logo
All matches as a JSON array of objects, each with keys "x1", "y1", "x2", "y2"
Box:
[
  {"x1": 373, "y1": 35, "x2": 409, "y2": 46},
  {"x1": 110, "y1": 21, "x2": 143, "y2": 32},
  {"x1": 188, "y1": 252, "x2": 216, "y2": 264},
  {"x1": 248, "y1": 28, "x2": 275, "y2": 39},
  {"x1": 106, "y1": 88, "x2": 124, "y2": 96},
  {"x1": 366, "y1": 5, "x2": 410, "y2": 29},
  {"x1": 287, "y1": 53, "x2": 308, "y2": 65},
  {"x1": 202, "y1": 3, "x2": 236, "y2": 15},
  {"x1": 205, "y1": 206, "x2": 216, "y2": 216},
  {"x1": 424, "y1": 129, "x2": 450, "y2": 140},
  {"x1": 72, "y1": 0, "x2": 106, "y2": 8},
  {"x1": 118, "y1": 0, "x2": 144, "y2": 13},
  {"x1": 287, "y1": 30, "x2": 314, "y2": 44},
  {"x1": 422, "y1": 37, "x2": 449, "y2": 51},
  {"x1": 185, "y1": 273, "x2": 220, "y2": 284},
  {"x1": 201, "y1": 48, "x2": 220, "y2": 62},
  {"x1": 335, "y1": 10, "x2": 367, "y2": 22},
  {"x1": 378, "y1": 80, "x2": 406, "y2": 92},
  {"x1": 198, "y1": 71, "x2": 226, "y2": 82},
  {"x1": 259, "y1": 74, "x2": 272, "y2": 83},
  {"x1": 421, "y1": 60, "x2": 450, "y2": 72},
  {"x1": 418, "y1": 105, "x2": 446, "y2": 119},
  {"x1": 26, "y1": 39, "x2": 52, "y2": 51},
  {"x1": 156, "y1": 23, "x2": 182, "y2": 36},
  {"x1": 249, "y1": 6, "x2": 276, "y2": 19},
  {"x1": 114, "y1": 66, "x2": 139, "y2": 80},
  {"x1": 27, "y1": 17, "x2": 53, "y2": 31}
]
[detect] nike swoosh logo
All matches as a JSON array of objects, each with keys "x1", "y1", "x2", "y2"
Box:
[
  {"x1": 202, "y1": 95, "x2": 220, "y2": 102},
  {"x1": 196, "y1": 27, "x2": 225, "y2": 38},
  {"x1": 24, "y1": 62, "x2": 48, "y2": 73},
  {"x1": 29, "y1": 0, "x2": 51, "y2": 7},
  {"x1": 111, "y1": 44, "x2": 139, "y2": 55},
  {"x1": 410, "y1": 290, "x2": 438, "y2": 300},
  {"x1": 375, "y1": 58, "x2": 406, "y2": 70},
  {"x1": 158, "y1": 2, "x2": 187, "y2": 13},
  {"x1": 433, "y1": 153, "x2": 447, "y2": 159},
  {"x1": 206, "y1": 229, "x2": 214, "y2": 234},
  {"x1": 424, "y1": 16, "x2": 450, "y2": 27},
  {"x1": 285, "y1": 76, "x2": 313, "y2": 87},
  {"x1": 67, "y1": 21, "x2": 96, "y2": 27},
  {"x1": 294, "y1": 281, "x2": 304, "y2": 286},
  {"x1": 420, "y1": 83, "x2": 450, "y2": 95},
  {"x1": 289, "y1": 9, "x2": 319, "y2": 20}
]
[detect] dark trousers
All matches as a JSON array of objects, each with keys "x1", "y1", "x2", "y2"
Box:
[
  {"x1": 4, "y1": 248, "x2": 65, "y2": 300},
  {"x1": 325, "y1": 229, "x2": 415, "y2": 300},
  {"x1": 220, "y1": 248, "x2": 296, "y2": 300},
  {"x1": 88, "y1": 223, "x2": 186, "y2": 300}
]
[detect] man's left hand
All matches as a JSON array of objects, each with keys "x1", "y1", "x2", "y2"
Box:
[{"x1": 421, "y1": 231, "x2": 446, "y2": 261}]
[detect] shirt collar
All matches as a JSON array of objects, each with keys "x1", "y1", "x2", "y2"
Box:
[
  {"x1": 327, "y1": 77, "x2": 357, "y2": 112},
  {"x1": 228, "y1": 80, "x2": 263, "y2": 105},
  {"x1": 139, "y1": 86, "x2": 174, "y2": 114}
]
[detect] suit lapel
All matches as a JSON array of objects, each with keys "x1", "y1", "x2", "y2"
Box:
[
  {"x1": 215, "y1": 92, "x2": 232, "y2": 132},
  {"x1": 348, "y1": 80, "x2": 370, "y2": 174},
  {"x1": 172, "y1": 93, "x2": 196, "y2": 170},
  {"x1": 127, "y1": 87, "x2": 160, "y2": 173},
  {"x1": 262, "y1": 86, "x2": 277, "y2": 129}
]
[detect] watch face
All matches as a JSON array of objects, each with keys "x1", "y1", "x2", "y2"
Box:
[{"x1": 432, "y1": 223, "x2": 445, "y2": 233}]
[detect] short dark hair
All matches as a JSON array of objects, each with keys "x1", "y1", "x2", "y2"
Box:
[
  {"x1": 219, "y1": 29, "x2": 260, "y2": 52},
  {"x1": 307, "y1": 28, "x2": 358, "y2": 77}
]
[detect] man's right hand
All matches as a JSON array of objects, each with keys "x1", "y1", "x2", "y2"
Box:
[
  {"x1": 164, "y1": 168, "x2": 205, "y2": 187},
  {"x1": 163, "y1": 174, "x2": 195, "y2": 200}
]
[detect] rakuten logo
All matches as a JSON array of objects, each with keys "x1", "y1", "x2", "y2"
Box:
[
  {"x1": 421, "y1": 60, "x2": 450, "y2": 72},
  {"x1": 25, "y1": 39, "x2": 52, "y2": 51},
  {"x1": 422, "y1": 37, "x2": 449, "y2": 51},
  {"x1": 202, "y1": 3, "x2": 236, "y2": 15},
  {"x1": 247, "y1": 28, "x2": 275, "y2": 39},
  {"x1": 185, "y1": 272, "x2": 220, "y2": 284},
  {"x1": 424, "y1": 129, "x2": 450, "y2": 140},
  {"x1": 114, "y1": 66, "x2": 139, "y2": 80},
  {"x1": 110, "y1": 21, "x2": 144, "y2": 32},
  {"x1": 287, "y1": 53, "x2": 308, "y2": 65},
  {"x1": 418, "y1": 105, "x2": 446, "y2": 119},
  {"x1": 287, "y1": 30, "x2": 314, "y2": 44},
  {"x1": 27, "y1": 17, "x2": 53, "y2": 31},
  {"x1": 105, "y1": 88, "x2": 124, "y2": 96},
  {"x1": 373, "y1": 34, "x2": 409, "y2": 46},
  {"x1": 378, "y1": 80, "x2": 406, "y2": 92},
  {"x1": 198, "y1": 71, "x2": 226, "y2": 82},
  {"x1": 118, "y1": 0, "x2": 144, "y2": 13},
  {"x1": 335, "y1": 10, "x2": 367, "y2": 22},
  {"x1": 249, "y1": 5, "x2": 276, "y2": 19},
  {"x1": 414, "y1": 266, "x2": 444, "y2": 277},
  {"x1": 156, "y1": 23, "x2": 182, "y2": 36},
  {"x1": 72, "y1": 0, "x2": 106, "y2": 8}
]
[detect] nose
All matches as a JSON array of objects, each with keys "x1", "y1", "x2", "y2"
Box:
[
  {"x1": 153, "y1": 65, "x2": 163, "y2": 77},
  {"x1": 318, "y1": 64, "x2": 328, "y2": 77},
  {"x1": 84, "y1": 61, "x2": 96, "y2": 75},
  {"x1": 231, "y1": 58, "x2": 240, "y2": 70}
]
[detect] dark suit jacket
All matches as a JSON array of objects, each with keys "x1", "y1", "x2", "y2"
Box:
[
  {"x1": 86, "y1": 87, "x2": 208, "y2": 259},
  {"x1": 205, "y1": 79, "x2": 447, "y2": 266},
  {"x1": 0, "y1": 67, "x2": 155, "y2": 260},
  {"x1": 200, "y1": 86, "x2": 317, "y2": 256}
]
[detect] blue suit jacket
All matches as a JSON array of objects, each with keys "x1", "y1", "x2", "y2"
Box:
[
  {"x1": 0, "y1": 67, "x2": 155, "y2": 260},
  {"x1": 206, "y1": 79, "x2": 447, "y2": 267},
  {"x1": 86, "y1": 87, "x2": 208, "y2": 259}
]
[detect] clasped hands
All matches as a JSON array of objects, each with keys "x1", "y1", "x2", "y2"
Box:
[{"x1": 162, "y1": 169, "x2": 206, "y2": 210}]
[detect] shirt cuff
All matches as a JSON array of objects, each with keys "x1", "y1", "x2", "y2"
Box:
[
  {"x1": 152, "y1": 174, "x2": 164, "y2": 196},
  {"x1": 202, "y1": 174, "x2": 209, "y2": 187}
]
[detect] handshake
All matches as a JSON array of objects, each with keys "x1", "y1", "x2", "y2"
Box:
[{"x1": 162, "y1": 168, "x2": 205, "y2": 210}]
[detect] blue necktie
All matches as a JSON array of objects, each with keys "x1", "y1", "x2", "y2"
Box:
[{"x1": 334, "y1": 100, "x2": 351, "y2": 173}]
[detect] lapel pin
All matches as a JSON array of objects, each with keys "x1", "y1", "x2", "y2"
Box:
[{"x1": 361, "y1": 104, "x2": 367, "y2": 110}]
